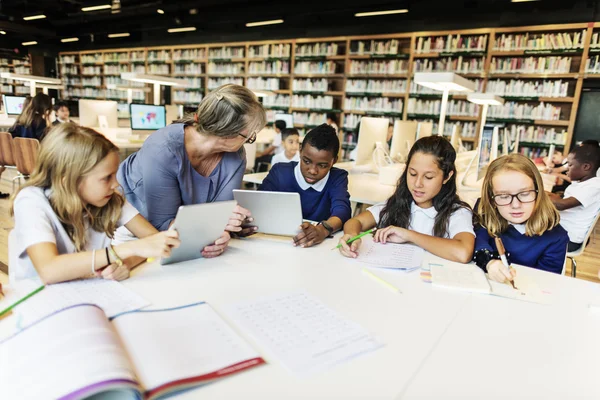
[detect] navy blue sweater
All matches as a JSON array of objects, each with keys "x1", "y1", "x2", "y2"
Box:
[
  {"x1": 259, "y1": 162, "x2": 352, "y2": 224},
  {"x1": 475, "y1": 224, "x2": 569, "y2": 274}
]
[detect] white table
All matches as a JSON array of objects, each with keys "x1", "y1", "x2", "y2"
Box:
[{"x1": 2, "y1": 235, "x2": 599, "y2": 399}]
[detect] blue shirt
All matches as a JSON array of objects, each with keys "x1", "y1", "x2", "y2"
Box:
[
  {"x1": 475, "y1": 224, "x2": 569, "y2": 274},
  {"x1": 117, "y1": 123, "x2": 246, "y2": 231},
  {"x1": 259, "y1": 161, "x2": 351, "y2": 224}
]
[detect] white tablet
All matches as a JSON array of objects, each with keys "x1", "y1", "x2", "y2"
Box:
[
  {"x1": 160, "y1": 200, "x2": 237, "y2": 265},
  {"x1": 233, "y1": 190, "x2": 303, "y2": 237}
]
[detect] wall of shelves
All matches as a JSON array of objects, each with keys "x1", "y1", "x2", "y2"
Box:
[
  {"x1": 0, "y1": 56, "x2": 32, "y2": 96},
  {"x1": 57, "y1": 22, "x2": 600, "y2": 160}
]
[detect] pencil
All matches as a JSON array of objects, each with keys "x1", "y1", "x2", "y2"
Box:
[
  {"x1": 332, "y1": 228, "x2": 376, "y2": 250},
  {"x1": 494, "y1": 237, "x2": 517, "y2": 290},
  {"x1": 0, "y1": 285, "x2": 45, "y2": 318},
  {"x1": 362, "y1": 268, "x2": 402, "y2": 294}
]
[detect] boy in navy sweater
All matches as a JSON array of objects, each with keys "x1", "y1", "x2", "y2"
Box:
[{"x1": 259, "y1": 124, "x2": 351, "y2": 248}]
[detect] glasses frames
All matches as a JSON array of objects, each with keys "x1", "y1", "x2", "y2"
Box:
[
  {"x1": 492, "y1": 189, "x2": 538, "y2": 206},
  {"x1": 238, "y1": 130, "x2": 257, "y2": 144}
]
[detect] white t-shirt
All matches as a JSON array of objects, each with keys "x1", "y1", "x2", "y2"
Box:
[
  {"x1": 367, "y1": 201, "x2": 475, "y2": 239},
  {"x1": 559, "y1": 177, "x2": 600, "y2": 243},
  {"x1": 271, "y1": 151, "x2": 300, "y2": 166},
  {"x1": 272, "y1": 132, "x2": 283, "y2": 154},
  {"x1": 10, "y1": 186, "x2": 139, "y2": 284}
]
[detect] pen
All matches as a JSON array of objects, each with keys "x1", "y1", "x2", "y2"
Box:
[
  {"x1": 362, "y1": 268, "x2": 402, "y2": 294},
  {"x1": 332, "y1": 228, "x2": 376, "y2": 250},
  {"x1": 0, "y1": 285, "x2": 45, "y2": 318},
  {"x1": 494, "y1": 237, "x2": 517, "y2": 290}
]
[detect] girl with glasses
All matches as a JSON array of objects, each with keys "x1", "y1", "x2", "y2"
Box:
[{"x1": 474, "y1": 154, "x2": 569, "y2": 282}]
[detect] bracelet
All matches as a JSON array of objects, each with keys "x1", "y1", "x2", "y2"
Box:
[
  {"x1": 105, "y1": 247, "x2": 110, "y2": 266},
  {"x1": 91, "y1": 249, "x2": 96, "y2": 274},
  {"x1": 473, "y1": 249, "x2": 499, "y2": 272},
  {"x1": 107, "y1": 244, "x2": 124, "y2": 267}
]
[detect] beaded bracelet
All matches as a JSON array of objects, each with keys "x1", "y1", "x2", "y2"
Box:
[
  {"x1": 473, "y1": 249, "x2": 500, "y2": 273},
  {"x1": 91, "y1": 249, "x2": 96, "y2": 275}
]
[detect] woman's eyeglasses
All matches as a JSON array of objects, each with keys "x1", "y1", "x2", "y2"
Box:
[
  {"x1": 238, "y1": 130, "x2": 257, "y2": 144},
  {"x1": 492, "y1": 189, "x2": 538, "y2": 206}
]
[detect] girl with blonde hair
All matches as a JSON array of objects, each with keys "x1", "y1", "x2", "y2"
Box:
[
  {"x1": 474, "y1": 153, "x2": 568, "y2": 282},
  {"x1": 117, "y1": 84, "x2": 267, "y2": 256},
  {"x1": 10, "y1": 123, "x2": 180, "y2": 284}
]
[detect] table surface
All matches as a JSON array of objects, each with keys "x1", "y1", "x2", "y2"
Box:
[{"x1": 2, "y1": 234, "x2": 599, "y2": 399}]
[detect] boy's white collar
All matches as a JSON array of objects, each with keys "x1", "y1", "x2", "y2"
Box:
[{"x1": 294, "y1": 163, "x2": 329, "y2": 192}]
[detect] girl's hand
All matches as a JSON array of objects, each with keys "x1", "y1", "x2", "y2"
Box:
[
  {"x1": 486, "y1": 260, "x2": 517, "y2": 283},
  {"x1": 338, "y1": 233, "x2": 361, "y2": 258},
  {"x1": 202, "y1": 231, "x2": 230, "y2": 258},
  {"x1": 374, "y1": 226, "x2": 409, "y2": 244},
  {"x1": 96, "y1": 263, "x2": 130, "y2": 281},
  {"x1": 133, "y1": 230, "x2": 181, "y2": 259},
  {"x1": 226, "y1": 205, "x2": 257, "y2": 236}
]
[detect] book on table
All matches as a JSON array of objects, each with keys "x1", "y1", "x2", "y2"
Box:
[{"x1": 0, "y1": 302, "x2": 265, "y2": 399}]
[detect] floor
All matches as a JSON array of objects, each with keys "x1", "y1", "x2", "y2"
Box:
[{"x1": 0, "y1": 169, "x2": 598, "y2": 283}]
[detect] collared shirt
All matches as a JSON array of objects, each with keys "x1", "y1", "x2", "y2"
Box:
[
  {"x1": 510, "y1": 223, "x2": 527, "y2": 235},
  {"x1": 367, "y1": 201, "x2": 474, "y2": 239},
  {"x1": 294, "y1": 162, "x2": 330, "y2": 193}
]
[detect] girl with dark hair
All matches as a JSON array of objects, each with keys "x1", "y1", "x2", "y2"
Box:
[
  {"x1": 9, "y1": 93, "x2": 52, "y2": 140},
  {"x1": 338, "y1": 135, "x2": 475, "y2": 263}
]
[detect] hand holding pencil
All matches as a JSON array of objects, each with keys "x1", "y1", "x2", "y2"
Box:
[{"x1": 336, "y1": 228, "x2": 376, "y2": 258}]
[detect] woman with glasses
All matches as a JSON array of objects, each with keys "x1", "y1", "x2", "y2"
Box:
[
  {"x1": 474, "y1": 154, "x2": 569, "y2": 282},
  {"x1": 117, "y1": 84, "x2": 266, "y2": 257}
]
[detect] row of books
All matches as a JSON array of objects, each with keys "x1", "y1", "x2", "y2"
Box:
[
  {"x1": 207, "y1": 62, "x2": 245, "y2": 74},
  {"x1": 346, "y1": 79, "x2": 407, "y2": 94},
  {"x1": 61, "y1": 88, "x2": 145, "y2": 100},
  {"x1": 248, "y1": 61, "x2": 290, "y2": 74},
  {"x1": 14, "y1": 86, "x2": 29, "y2": 95},
  {"x1": 208, "y1": 77, "x2": 244, "y2": 89},
  {"x1": 584, "y1": 56, "x2": 600, "y2": 74},
  {"x1": 487, "y1": 102, "x2": 562, "y2": 120},
  {"x1": 103, "y1": 52, "x2": 130, "y2": 62},
  {"x1": 248, "y1": 44, "x2": 291, "y2": 58},
  {"x1": 409, "y1": 79, "x2": 484, "y2": 94},
  {"x1": 294, "y1": 61, "x2": 338, "y2": 75},
  {"x1": 81, "y1": 77, "x2": 102, "y2": 86},
  {"x1": 82, "y1": 66, "x2": 102, "y2": 75},
  {"x1": 174, "y1": 64, "x2": 204, "y2": 75},
  {"x1": 493, "y1": 31, "x2": 586, "y2": 51},
  {"x1": 262, "y1": 94, "x2": 290, "y2": 107},
  {"x1": 292, "y1": 112, "x2": 327, "y2": 125},
  {"x1": 104, "y1": 65, "x2": 129, "y2": 75},
  {"x1": 413, "y1": 57, "x2": 484, "y2": 74},
  {"x1": 148, "y1": 50, "x2": 171, "y2": 61},
  {"x1": 520, "y1": 147, "x2": 554, "y2": 159},
  {"x1": 65, "y1": 77, "x2": 81, "y2": 85},
  {"x1": 489, "y1": 56, "x2": 572, "y2": 74},
  {"x1": 295, "y1": 43, "x2": 340, "y2": 57},
  {"x1": 501, "y1": 125, "x2": 567, "y2": 144},
  {"x1": 591, "y1": 32, "x2": 600, "y2": 48},
  {"x1": 59, "y1": 55, "x2": 78, "y2": 64},
  {"x1": 61, "y1": 66, "x2": 78, "y2": 75},
  {"x1": 348, "y1": 60, "x2": 409, "y2": 75},
  {"x1": 105, "y1": 77, "x2": 145, "y2": 87},
  {"x1": 209, "y1": 47, "x2": 245, "y2": 59},
  {"x1": 292, "y1": 95, "x2": 334, "y2": 109},
  {"x1": 344, "y1": 97, "x2": 403, "y2": 113},
  {"x1": 415, "y1": 34, "x2": 488, "y2": 53},
  {"x1": 349, "y1": 39, "x2": 401, "y2": 56},
  {"x1": 247, "y1": 77, "x2": 281, "y2": 90},
  {"x1": 81, "y1": 54, "x2": 103, "y2": 64},
  {"x1": 173, "y1": 49, "x2": 206, "y2": 61},
  {"x1": 148, "y1": 64, "x2": 170, "y2": 74},
  {"x1": 292, "y1": 78, "x2": 329, "y2": 92},
  {"x1": 485, "y1": 79, "x2": 570, "y2": 97},
  {"x1": 178, "y1": 77, "x2": 203, "y2": 89},
  {"x1": 173, "y1": 91, "x2": 204, "y2": 103},
  {"x1": 407, "y1": 99, "x2": 479, "y2": 117}
]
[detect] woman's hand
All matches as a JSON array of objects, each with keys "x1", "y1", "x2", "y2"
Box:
[
  {"x1": 486, "y1": 260, "x2": 517, "y2": 283},
  {"x1": 96, "y1": 263, "x2": 130, "y2": 281},
  {"x1": 226, "y1": 205, "x2": 258, "y2": 237},
  {"x1": 373, "y1": 226, "x2": 409, "y2": 244},
  {"x1": 202, "y1": 231, "x2": 231, "y2": 258},
  {"x1": 338, "y1": 233, "x2": 361, "y2": 258}
]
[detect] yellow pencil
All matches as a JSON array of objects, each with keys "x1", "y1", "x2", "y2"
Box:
[{"x1": 361, "y1": 268, "x2": 402, "y2": 294}]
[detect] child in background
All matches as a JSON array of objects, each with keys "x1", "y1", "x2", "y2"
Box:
[
  {"x1": 326, "y1": 113, "x2": 339, "y2": 133},
  {"x1": 548, "y1": 144, "x2": 600, "y2": 252},
  {"x1": 339, "y1": 136, "x2": 475, "y2": 263},
  {"x1": 9, "y1": 93, "x2": 52, "y2": 141},
  {"x1": 259, "y1": 124, "x2": 351, "y2": 248},
  {"x1": 52, "y1": 101, "x2": 71, "y2": 125},
  {"x1": 10, "y1": 123, "x2": 180, "y2": 285},
  {"x1": 255, "y1": 119, "x2": 286, "y2": 165},
  {"x1": 271, "y1": 128, "x2": 300, "y2": 166},
  {"x1": 475, "y1": 154, "x2": 568, "y2": 282}
]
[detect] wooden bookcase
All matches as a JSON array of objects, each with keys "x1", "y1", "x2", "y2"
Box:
[
  {"x1": 0, "y1": 55, "x2": 32, "y2": 97},
  {"x1": 56, "y1": 22, "x2": 600, "y2": 160}
]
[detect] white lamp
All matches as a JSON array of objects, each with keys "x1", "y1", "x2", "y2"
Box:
[
  {"x1": 0, "y1": 73, "x2": 62, "y2": 96},
  {"x1": 466, "y1": 93, "x2": 505, "y2": 148},
  {"x1": 106, "y1": 84, "x2": 151, "y2": 103},
  {"x1": 413, "y1": 72, "x2": 475, "y2": 136},
  {"x1": 120, "y1": 73, "x2": 188, "y2": 105}
]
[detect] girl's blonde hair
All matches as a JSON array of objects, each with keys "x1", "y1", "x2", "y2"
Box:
[
  {"x1": 11, "y1": 123, "x2": 125, "y2": 251},
  {"x1": 177, "y1": 84, "x2": 266, "y2": 138},
  {"x1": 478, "y1": 153, "x2": 560, "y2": 237}
]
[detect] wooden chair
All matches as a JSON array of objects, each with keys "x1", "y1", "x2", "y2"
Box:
[
  {"x1": 0, "y1": 131, "x2": 18, "y2": 192},
  {"x1": 567, "y1": 208, "x2": 600, "y2": 277},
  {"x1": 12, "y1": 137, "x2": 40, "y2": 187}
]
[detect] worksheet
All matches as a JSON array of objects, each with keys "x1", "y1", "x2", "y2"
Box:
[{"x1": 358, "y1": 241, "x2": 424, "y2": 271}]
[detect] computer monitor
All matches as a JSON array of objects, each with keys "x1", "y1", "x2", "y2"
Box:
[
  {"x1": 416, "y1": 121, "x2": 433, "y2": 139},
  {"x1": 355, "y1": 117, "x2": 389, "y2": 166},
  {"x1": 476, "y1": 125, "x2": 499, "y2": 182},
  {"x1": 78, "y1": 99, "x2": 119, "y2": 128},
  {"x1": 390, "y1": 120, "x2": 417, "y2": 162},
  {"x1": 274, "y1": 112, "x2": 293, "y2": 129},
  {"x1": 130, "y1": 103, "x2": 167, "y2": 131},
  {"x1": 3, "y1": 95, "x2": 26, "y2": 116}
]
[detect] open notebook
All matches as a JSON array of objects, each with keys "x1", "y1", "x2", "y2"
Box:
[{"x1": 0, "y1": 302, "x2": 265, "y2": 399}]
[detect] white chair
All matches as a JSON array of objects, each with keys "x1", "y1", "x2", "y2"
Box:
[{"x1": 567, "y1": 209, "x2": 600, "y2": 277}]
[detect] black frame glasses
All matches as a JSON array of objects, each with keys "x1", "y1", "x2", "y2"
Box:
[
  {"x1": 238, "y1": 130, "x2": 257, "y2": 144},
  {"x1": 492, "y1": 189, "x2": 538, "y2": 206}
]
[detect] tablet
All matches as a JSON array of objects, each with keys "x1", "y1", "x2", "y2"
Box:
[
  {"x1": 233, "y1": 190, "x2": 303, "y2": 237},
  {"x1": 160, "y1": 200, "x2": 237, "y2": 265}
]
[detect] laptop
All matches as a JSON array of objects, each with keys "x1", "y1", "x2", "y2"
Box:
[
  {"x1": 160, "y1": 200, "x2": 237, "y2": 265},
  {"x1": 233, "y1": 190, "x2": 303, "y2": 237}
]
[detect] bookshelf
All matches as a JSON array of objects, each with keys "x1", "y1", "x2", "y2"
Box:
[
  {"x1": 57, "y1": 22, "x2": 599, "y2": 160},
  {"x1": 0, "y1": 55, "x2": 33, "y2": 96}
]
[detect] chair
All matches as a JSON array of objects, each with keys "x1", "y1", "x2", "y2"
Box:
[
  {"x1": 567, "y1": 208, "x2": 600, "y2": 277},
  {"x1": 0, "y1": 132, "x2": 18, "y2": 191},
  {"x1": 244, "y1": 142, "x2": 257, "y2": 173},
  {"x1": 12, "y1": 137, "x2": 40, "y2": 187}
]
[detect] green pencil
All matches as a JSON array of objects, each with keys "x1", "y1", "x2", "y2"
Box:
[
  {"x1": 0, "y1": 285, "x2": 45, "y2": 318},
  {"x1": 332, "y1": 228, "x2": 376, "y2": 250}
]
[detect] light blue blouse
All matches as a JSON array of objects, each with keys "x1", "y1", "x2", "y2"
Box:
[{"x1": 117, "y1": 123, "x2": 246, "y2": 230}]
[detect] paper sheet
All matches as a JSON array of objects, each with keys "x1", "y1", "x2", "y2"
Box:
[
  {"x1": 430, "y1": 262, "x2": 491, "y2": 294},
  {"x1": 0, "y1": 280, "x2": 43, "y2": 316},
  {"x1": 489, "y1": 273, "x2": 551, "y2": 305},
  {"x1": 15, "y1": 278, "x2": 150, "y2": 327},
  {"x1": 358, "y1": 241, "x2": 424, "y2": 271},
  {"x1": 225, "y1": 291, "x2": 383, "y2": 377}
]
